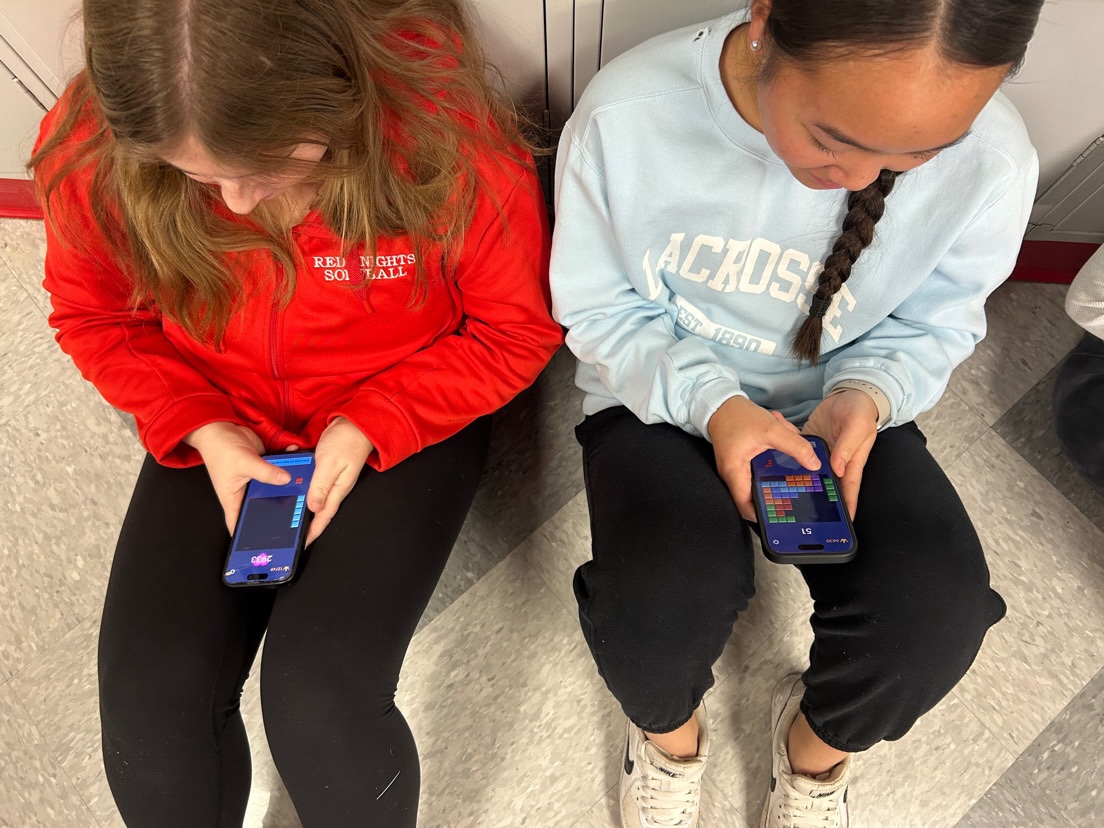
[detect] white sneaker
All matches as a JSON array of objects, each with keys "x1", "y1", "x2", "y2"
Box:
[
  {"x1": 760, "y1": 675, "x2": 851, "y2": 828},
  {"x1": 620, "y1": 705, "x2": 709, "y2": 828}
]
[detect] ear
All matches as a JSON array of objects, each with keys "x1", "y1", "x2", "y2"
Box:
[{"x1": 748, "y1": 0, "x2": 772, "y2": 45}]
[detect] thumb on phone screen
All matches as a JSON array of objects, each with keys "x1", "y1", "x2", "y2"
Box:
[{"x1": 220, "y1": 456, "x2": 292, "y2": 536}]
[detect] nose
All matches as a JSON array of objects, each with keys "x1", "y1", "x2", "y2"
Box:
[
  {"x1": 219, "y1": 181, "x2": 266, "y2": 214},
  {"x1": 831, "y1": 159, "x2": 885, "y2": 193}
]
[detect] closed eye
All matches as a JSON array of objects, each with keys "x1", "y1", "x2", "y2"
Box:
[
  {"x1": 815, "y1": 135, "x2": 938, "y2": 164},
  {"x1": 812, "y1": 136, "x2": 842, "y2": 158}
]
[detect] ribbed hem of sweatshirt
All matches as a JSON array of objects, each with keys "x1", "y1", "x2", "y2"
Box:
[
  {"x1": 687, "y1": 377, "x2": 746, "y2": 441},
  {"x1": 334, "y1": 391, "x2": 420, "y2": 472},
  {"x1": 142, "y1": 393, "x2": 243, "y2": 468}
]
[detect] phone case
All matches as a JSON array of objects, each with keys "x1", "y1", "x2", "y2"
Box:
[
  {"x1": 752, "y1": 437, "x2": 857, "y2": 565},
  {"x1": 223, "y1": 451, "x2": 315, "y2": 587}
]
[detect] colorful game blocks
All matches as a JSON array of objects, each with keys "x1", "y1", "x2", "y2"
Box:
[{"x1": 760, "y1": 474, "x2": 838, "y2": 523}]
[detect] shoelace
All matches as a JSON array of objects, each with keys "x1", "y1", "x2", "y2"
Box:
[
  {"x1": 637, "y1": 766, "x2": 702, "y2": 828},
  {"x1": 772, "y1": 775, "x2": 845, "y2": 828}
]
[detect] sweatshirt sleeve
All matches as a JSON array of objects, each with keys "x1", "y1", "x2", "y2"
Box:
[
  {"x1": 823, "y1": 150, "x2": 1040, "y2": 426},
  {"x1": 1065, "y1": 243, "x2": 1104, "y2": 339},
  {"x1": 38, "y1": 129, "x2": 247, "y2": 467},
  {"x1": 549, "y1": 123, "x2": 745, "y2": 439},
  {"x1": 43, "y1": 217, "x2": 243, "y2": 467},
  {"x1": 326, "y1": 158, "x2": 563, "y2": 470}
]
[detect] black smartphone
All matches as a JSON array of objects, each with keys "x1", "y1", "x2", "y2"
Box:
[
  {"x1": 750, "y1": 436, "x2": 857, "y2": 565},
  {"x1": 222, "y1": 451, "x2": 316, "y2": 587}
]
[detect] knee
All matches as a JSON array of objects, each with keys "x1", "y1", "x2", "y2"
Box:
[
  {"x1": 99, "y1": 645, "x2": 215, "y2": 736},
  {"x1": 574, "y1": 545, "x2": 754, "y2": 646},
  {"x1": 868, "y1": 537, "x2": 1004, "y2": 669},
  {"x1": 259, "y1": 645, "x2": 397, "y2": 741}
]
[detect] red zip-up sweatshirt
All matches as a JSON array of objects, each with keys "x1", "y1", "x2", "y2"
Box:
[{"x1": 36, "y1": 90, "x2": 563, "y2": 470}]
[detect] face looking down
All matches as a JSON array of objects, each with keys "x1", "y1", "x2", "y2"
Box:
[
  {"x1": 161, "y1": 134, "x2": 329, "y2": 215},
  {"x1": 726, "y1": 21, "x2": 1010, "y2": 192}
]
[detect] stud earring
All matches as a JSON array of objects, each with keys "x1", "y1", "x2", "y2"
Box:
[{"x1": 750, "y1": 39, "x2": 761, "y2": 51}]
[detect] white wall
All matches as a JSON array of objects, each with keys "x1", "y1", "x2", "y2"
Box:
[{"x1": 1002, "y1": 0, "x2": 1104, "y2": 193}]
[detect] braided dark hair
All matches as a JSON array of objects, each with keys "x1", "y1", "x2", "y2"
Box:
[
  {"x1": 754, "y1": 0, "x2": 1044, "y2": 363},
  {"x1": 792, "y1": 170, "x2": 898, "y2": 363}
]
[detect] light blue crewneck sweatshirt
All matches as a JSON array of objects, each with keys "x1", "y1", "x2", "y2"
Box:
[{"x1": 549, "y1": 10, "x2": 1039, "y2": 439}]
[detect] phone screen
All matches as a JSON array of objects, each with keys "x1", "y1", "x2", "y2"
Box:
[
  {"x1": 751, "y1": 438, "x2": 855, "y2": 563},
  {"x1": 223, "y1": 452, "x2": 315, "y2": 586}
]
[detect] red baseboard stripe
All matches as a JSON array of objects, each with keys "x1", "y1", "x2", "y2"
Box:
[
  {"x1": 0, "y1": 178, "x2": 43, "y2": 220},
  {"x1": 1010, "y1": 240, "x2": 1100, "y2": 285}
]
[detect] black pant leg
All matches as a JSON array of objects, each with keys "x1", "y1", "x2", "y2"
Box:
[
  {"x1": 574, "y1": 407, "x2": 757, "y2": 734},
  {"x1": 98, "y1": 455, "x2": 276, "y2": 827},
  {"x1": 798, "y1": 423, "x2": 1006, "y2": 753},
  {"x1": 1053, "y1": 332, "x2": 1104, "y2": 493},
  {"x1": 260, "y1": 417, "x2": 491, "y2": 828}
]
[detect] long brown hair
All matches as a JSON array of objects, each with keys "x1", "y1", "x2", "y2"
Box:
[
  {"x1": 756, "y1": 0, "x2": 1043, "y2": 364},
  {"x1": 31, "y1": 0, "x2": 532, "y2": 345}
]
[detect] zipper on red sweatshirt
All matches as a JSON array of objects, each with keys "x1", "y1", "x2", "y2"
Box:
[{"x1": 269, "y1": 298, "x2": 292, "y2": 432}]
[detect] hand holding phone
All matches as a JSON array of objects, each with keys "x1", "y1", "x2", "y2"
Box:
[
  {"x1": 304, "y1": 416, "x2": 373, "y2": 546},
  {"x1": 750, "y1": 436, "x2": 857, "y2": 565},
  {"x1": 802, "y1": 390, "x2": 880, "y2": 520},
  {"x1": 223, "y1": 451, "x2": 316, "y2": 587},
  {"x1": 184, "y1": 421, "x2": 292, "y2": 534},
  {"x1": 708, "y1": 396, "x2": 821, "y2": 522}
]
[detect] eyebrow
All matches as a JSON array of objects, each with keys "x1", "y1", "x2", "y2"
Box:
[{"x1": 812, "y1": 122, "x2": 970, "y2": 155}]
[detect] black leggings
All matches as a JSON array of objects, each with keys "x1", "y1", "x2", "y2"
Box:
[
  {"x1": 1053, "y1": 331, "x2": 1104, "y2": 493},
  {"x1": 574, "y1": 407, "x2": 1005, "y2": 752},
  {"x1": 98, "y1": 418, "x2": 491, "y2": 827}
]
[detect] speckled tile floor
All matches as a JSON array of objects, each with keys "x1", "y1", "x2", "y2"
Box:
[{"x1": 1, "y1": 215, "x2": 1101, "y2": 827}]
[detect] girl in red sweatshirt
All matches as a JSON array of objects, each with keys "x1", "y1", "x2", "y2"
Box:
[{"x1": 31, "y1": 1, "x2": 561, "y2": 825}]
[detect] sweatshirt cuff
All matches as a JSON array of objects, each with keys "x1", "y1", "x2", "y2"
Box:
[
  {"x1": 141, "y1": 394, "x2": 243, "y2": 467},
  {"x1": 331, "y1": 390, "x2": 420, "y2": 472},
  {"x1": 827, "y1": 380, "x2": 892, "y2": 428},
  {"x1": 687, "y1": 377, "x2": 747, "y2": 442}
]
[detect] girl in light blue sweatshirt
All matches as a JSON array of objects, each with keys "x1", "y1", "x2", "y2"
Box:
[{"x1": 549, "y1": 2, "x2": 1042, "y2": 826}]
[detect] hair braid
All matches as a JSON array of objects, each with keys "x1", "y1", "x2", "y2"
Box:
[{"x1": 791, "y1": 168, "x2": 899, "y2": 363}]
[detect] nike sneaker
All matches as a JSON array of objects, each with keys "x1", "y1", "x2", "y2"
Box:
[
  {"x1": 620, "y1": 704, "x2": 709, "y2": 828},
  {"x1": 760, "y1": 675, "x2": 851, "y2": 828}
]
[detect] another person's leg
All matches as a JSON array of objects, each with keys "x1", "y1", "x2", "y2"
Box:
[
  {"x1": 259, "y1": 418, "x2": 491, "y2": 828},
  {"x1": 761, "y1": 422, "x2": 1006, "y2": 824},
  {"x1": 98, "y1": 456, "x2": 276, "y2": 827},
  {"x1": 574, "y1": 407, "x2": 758, "y2": 826},
  {"x1": 1053, "y1": 332, "x2": 1104, "y2": 493}
]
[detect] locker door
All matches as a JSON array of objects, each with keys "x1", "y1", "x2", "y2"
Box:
[
  {"x1": 0, "y1": 0, "x2": 82, "y2": 101},
  {"x1": 0, "y1": 59, "x2": 48, "y2": 178},
  {"x1": 470, "y1": 0, "x2": 548, "y2": 120},
  {"x1": 575, "y1": 0, "x2": 738, "y2": 104},
  {"x1": 469, "y1": 0, "x2": 554, "y2": 198},
  {"x1": 1027, "y1": 136, "x2": 1104, "y2": 244}
]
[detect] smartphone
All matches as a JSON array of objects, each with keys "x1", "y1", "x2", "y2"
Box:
[
  {"x1": 750, "y1": 436, "x2": 857, "y2": 565},
  {"x1": 222, "y1": 451, "x2": 316, "y2": 587}
]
